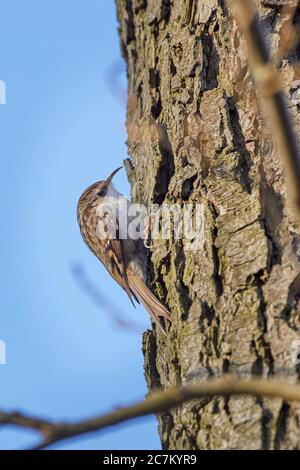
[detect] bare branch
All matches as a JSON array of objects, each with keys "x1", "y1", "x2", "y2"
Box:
[{"x1": 3, "y1": 377, "x2": 300, "y2": 449}]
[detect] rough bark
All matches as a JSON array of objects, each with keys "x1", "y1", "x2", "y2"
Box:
[{"x1": 116, "y1": 0, "x2": 300, "y2": 449}]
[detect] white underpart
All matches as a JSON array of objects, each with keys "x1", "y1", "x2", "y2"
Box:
[{"x1": 97, "y1": 183, "x2": 147, "y2": 281}]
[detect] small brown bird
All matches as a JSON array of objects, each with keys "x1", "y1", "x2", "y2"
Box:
[{"x1": 77, "y1": 167, "x2": 171, "y2": 334}]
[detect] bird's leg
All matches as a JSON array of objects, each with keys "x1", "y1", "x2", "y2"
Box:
[{"x1": 143, "y1": 212, "x2": 154, "y2": 249}]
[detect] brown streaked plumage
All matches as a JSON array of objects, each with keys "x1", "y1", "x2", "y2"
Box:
[{"x1": 77, "y1": 167, "x2": 171, "y2": 334}]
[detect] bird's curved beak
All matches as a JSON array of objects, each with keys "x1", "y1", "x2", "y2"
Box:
[{"x1": 105, "y1": 166, "x2": 123, "y2": 185}]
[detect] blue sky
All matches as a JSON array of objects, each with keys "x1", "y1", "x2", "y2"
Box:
[{"x1": 0, "y1": 0, "x2": 160, "y2": 449}]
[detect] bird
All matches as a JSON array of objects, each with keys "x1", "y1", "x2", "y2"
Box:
[{"x1": 77, "y1": 167, "x2": 171, "y2": 334}]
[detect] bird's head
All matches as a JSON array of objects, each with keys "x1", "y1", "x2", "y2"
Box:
[{"x1": 77, "y1": 166, "x2": 122, "y2": 224}]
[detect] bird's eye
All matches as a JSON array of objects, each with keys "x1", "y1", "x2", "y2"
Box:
[{"x1": 97, "y1": 189, "x2": 104, "y2": 197}]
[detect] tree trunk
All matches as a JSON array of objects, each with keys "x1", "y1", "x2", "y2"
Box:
[{"x1": 116, "y1": 0, "x2": 300, "y2": 449}]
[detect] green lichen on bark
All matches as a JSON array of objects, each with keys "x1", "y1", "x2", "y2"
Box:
[{"x1": 116, "y1": 0, "x2": 300, "y2": 449}]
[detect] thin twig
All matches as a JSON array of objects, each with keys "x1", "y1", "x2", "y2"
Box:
[
  {"x1": 71, "y1": 262, "x2": 145, "y2": 332},
  {"x1": 232, "y1": 0, "x2": 300, "y2": 215},
  {"x1": 2, "y1": 377, "x2": 300, "y2": 449},
  {"x1": 276, "y1": 1, "x2": 300, "y2": 62}
]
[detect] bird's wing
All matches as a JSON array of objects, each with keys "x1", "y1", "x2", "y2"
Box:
[{"x1": 102, "y1": 216, "x2": 137, "y2": 306}]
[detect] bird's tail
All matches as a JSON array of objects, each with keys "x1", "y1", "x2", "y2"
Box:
[{"x1": 128, "y1": 273, "x2": 171, "y2": 335}]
